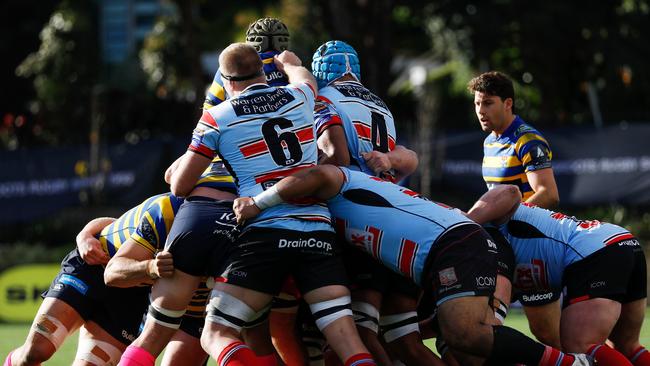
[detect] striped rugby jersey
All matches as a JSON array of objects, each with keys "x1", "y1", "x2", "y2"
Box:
[
  {"x1": 315, "y1": 81, "x2": 397, "y2": 178},
  {"x1": 482, "y1": 116, "x2": 552, "y2": 200},
  {"x1": 189, "y1": 82, "x2": 332, "y2": 232},
  {"x1": 500, "y1": 202, "x2": 636, "y2": 293},
  {"x1": 98, "y1": 193, "x2": 183, "y2": 256},
  {"x1": 330, "y1": 167, "x2": 476, "y2": 285}
]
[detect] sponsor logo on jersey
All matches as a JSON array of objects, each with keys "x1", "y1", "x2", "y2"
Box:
[
  {"x1": 476, "y1": 276, "x2": 496, "y2": 287},
  {"x1": 278, "y1": 238, "x2": 333, "y2": 251},
  {"x1": 438, "y1": 267, "x2": 458, "y2": 287},
  {"x1": 521, "y1": 292, "x2": 553, "y2": 302}
]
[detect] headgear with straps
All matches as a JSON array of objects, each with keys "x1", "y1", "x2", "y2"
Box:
[
  {"x1": 311, "y1": 40, "x2": 361, "y2": 89},
  {"x1": 245, "y1": 18, "x2": 290, "y2": 53}
]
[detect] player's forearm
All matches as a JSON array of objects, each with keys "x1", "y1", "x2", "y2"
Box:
[
  {"x1": 525, "y1": 188, "x2": 559, "y2": 209},
  {"x1": 283, "y1": 64, "x2": 317, "y2": 94},
  {"x1": 104, "y1": 257, "x2": 155, "y2": 288},
  {"x1": 387, "y1": 145, "x2": 418, "y2": 181},
  {"x1": 467, "y1": 185, "x2": 521, "y2": 224},
  {"x1": 76, "y1": 217, "x2": 115, "y2": 248}
]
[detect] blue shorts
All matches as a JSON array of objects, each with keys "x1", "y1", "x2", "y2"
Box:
[{"x1": 44, "y1": 249, "x2": 150, "y2": 345}]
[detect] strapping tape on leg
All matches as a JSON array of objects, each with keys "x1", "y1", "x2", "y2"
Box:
[
  {"x1": 146, "y1": 303, "x2": 186, "y2": 330},
  {"x1": 309, "y1": 296, "x2": 352, "y2": 331},
  {"x1": 244, "y1": 304, "x2": 272, "y2": 329},
  {"x1": 75, "y1": 338, "x2": 122, "y2": 366},
  {"x1": 206, "y1": 290, "x2": 256, "y2": 333},
  {"x1": 32, "y1": 314, "x2": 69, "y2": 349},
  {"x1": 351, "y1": 301, "x2": 379, "y2": 334},
  {"x1": 379, "y1": 311, "x2": 419, "y2": 343}
]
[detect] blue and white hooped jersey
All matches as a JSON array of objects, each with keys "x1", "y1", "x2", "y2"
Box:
[
  {"x1": 502, "y1": 203, "x2": 634, "y2": 293},
  {"x1": 329, "y1": 167, "x2": 476, "y2": 285},
  {"x1": 189, "y1": 82, "x2": 332, "y2": 232},
  {"x1": 316, "y1": 81, "x2": 397, "y2": 177},
  {"x1": 203, "y1": 51, "x2": 289, "y2": 110}
]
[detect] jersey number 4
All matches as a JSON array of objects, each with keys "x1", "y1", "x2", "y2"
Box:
[
  {"x1": 371, "y1": 111, "x2": 389, "y2": 153},
  {"x1": 262, "y1": 118, "x2": 304, "y2": 166}
]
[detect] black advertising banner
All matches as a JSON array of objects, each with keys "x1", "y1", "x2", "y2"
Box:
[
  {"x1": 0, "y1": 140, "x2": 165, "y2": 224},
  {"x1": 440, "y1": 123, "x2": 650, "y2": 206}
]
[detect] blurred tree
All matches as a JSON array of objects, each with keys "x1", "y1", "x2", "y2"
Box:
[{"x1": 16, "y1": 0, "x2": 99, "y2": 146}]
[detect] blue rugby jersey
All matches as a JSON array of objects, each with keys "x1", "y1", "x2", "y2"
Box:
[
  {"x1": 189, "y1": 82, "x2": 332, "y2": 232},
  {"x1": 98, "y1": 193, "x2": 184, "y2": 256},
  {"x1": 203, "y1": 51, "x2": 289, "y2": 110},
  {"x1": 315, "y1": 81, "x2": 397, "y2": 178},
  {"x1": 500, "y1": 203, "x2": 634, "y2": 294},
  {"x1": 329, "y1": 167, "x2": 476, "y2": 285},
  {"x1": 482, "y1": 116, "x2": 552, "y2": 200}
]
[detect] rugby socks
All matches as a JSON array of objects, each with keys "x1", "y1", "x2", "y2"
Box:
[
  {"x1": 3, "y1": 351, "x2": 13, "y2": 366},
  {"x1": 629, "y1": 346, "x2": 650, "y2": 366},
  {"x1": 217, "y1": 341, "x2": 260, "y2": 366},
  {"x1": 344, "y1": 353, "x2": 376, "y2": 366},
  {"x1": 486, "y1": 325, "x2": 576, "y2": 366},
  {"x1": 588, "y1": 344, "x2": 633, "y2": 365},
  {"x1": 257, "y1": 354, "x2": 278, "y2": 366},
  {"x1": 118, "y1": 345, "x2": 155, "y2": 366}
]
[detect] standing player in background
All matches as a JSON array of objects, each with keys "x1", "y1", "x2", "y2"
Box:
[
  {"x1": 467, "y1": 189, "x2": 650, "y2": 366},
  {"x1": 203, "y1": 17, "x2": 290, "y2": 109},
  {"x1": 468, "y1": 70, "x2": 562, "y2": 348},
  {"x1": 310, "y1": 40, "x2": 433, "y2": 366},
  {"x1": 166, "y1": 44, "x2": 375, "y2": 366},
  {"x1": 3, "y1": 193, "x2": 210, "y2": 366}
]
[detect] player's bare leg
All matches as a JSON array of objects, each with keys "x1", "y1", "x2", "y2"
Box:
[
  {"x1": 350, "y1": 288, "x2": 391, "y2": 366},
  {"x1": 8, "y1": 298, "x2": 83, "y2": 366},
  {"x1": 160, "y1": 329, "x2": 208, "y2": 366},
  {"x1": 610, "y1": 298, "x2": 650, "y2": 365},
  {"x1": 524, "y1": 300, "x2": 562, "y2": 348},
  {"x1": 72, "y1": 321, "x2": 125, "y2": 366}
]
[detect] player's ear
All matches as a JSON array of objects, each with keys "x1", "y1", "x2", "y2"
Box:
[{"x1": 503, "y1": 97, "x2": 513, "y2": 112}]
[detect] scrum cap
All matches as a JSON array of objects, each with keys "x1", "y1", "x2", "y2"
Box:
[
  {"x1": 311, "y1": 40, "x2": 361, "y2": 89},
  {"x1": 245, "y1": 18, "x2": 290, "y2": 53}
]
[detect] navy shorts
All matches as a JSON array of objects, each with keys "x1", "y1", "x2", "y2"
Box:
[
  {"x1": 423, "y1": 224, "x2": 498, "y2": 307},
  {"x1": 165, "y1": 197, "x2": 237, "y2": 277},
  {"x1": 44, "y1": 249, "x2": 150, "y2": 345},
  {"x1": 563, "y1": 237, "x2": 647, "y2": 307},
  {"x1": 222, "y1": 228, "x2": 348, "y2": 295}
]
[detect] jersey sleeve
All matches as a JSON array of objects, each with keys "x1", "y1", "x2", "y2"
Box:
[
  {"x1": 314, "y1": 96, "x2": 343, "y2": 136},
  {"x1": 203, "y1": 69, "x2": 227, "y2": 110},
  {"x1": 130, "y1": 212, "x2": 159, "y2": 254},
  {"x1": 188, "y1": 110, "x2": 221, "y2": 159},
  {"x1": 515, "y1": 133, "x2": 552, "y2": 172},
  {"x1": 289, "y1": 82, "x2": 317, "y2": 110}
]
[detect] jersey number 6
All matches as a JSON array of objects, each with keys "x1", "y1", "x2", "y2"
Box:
[{"x1": 262, "y1": 118, "x2": 303, "y2": 166}]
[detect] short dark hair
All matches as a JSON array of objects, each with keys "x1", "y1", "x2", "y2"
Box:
[{"x1": 467, "y1": 71, "x2": 515, "y2": 113}]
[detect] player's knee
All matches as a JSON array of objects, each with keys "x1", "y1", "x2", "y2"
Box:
[
  {"x1": 309, "y1": 295, "x2": 353, "y2": 331},
  {"x1": 351, "y1": 301, "x2": 379, "y2": 334},
  {"x1": 379, "y1": 311, "x2": 419, "y2": 343},
  {"x1": 75, "y1": 338, "x2": 122, "y2": 366},
  {"x1": 146, "y1": 303, "x2": 186, "y2": 330},
  {"x1": 25, "y1": 314, "x2": 70, "y2": 362}
]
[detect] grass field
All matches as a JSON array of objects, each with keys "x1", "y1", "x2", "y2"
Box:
[{"x1": 1, "y1": 309, "x2": 650, "y2": 365}]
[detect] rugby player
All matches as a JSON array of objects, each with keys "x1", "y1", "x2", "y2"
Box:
[
  {"x1": 3, "y1": 193, "x2": 208, "y2": 366},
  {"x1": 469, "y1": 70, "x2": 562, "y2": 348},
  {"x1": 232, "y1": 164, "x2": 593, "y2": 366},
  {"x1": 160, "y1": 44, "x2": 375, "y2": 366},
  {"x1": 467, "y1": 190, "x2": 650, "y2": 366},
  {"x1": 310, "y1": 40, "x2": 433, "y2": 366}
]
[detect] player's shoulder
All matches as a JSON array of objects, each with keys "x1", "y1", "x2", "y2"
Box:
[{"x1": 512, "y1": 117, "x2": 545, "y2": 139}]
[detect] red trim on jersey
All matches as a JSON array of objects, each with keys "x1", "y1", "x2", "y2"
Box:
[
  {"x1": 605, "y1": 232, "x2": 635, "y2": 245},
  {"x1": 188, "y1": 144, "x2": 215, "y2": 158},
  {"x1": 569, "y1": 295, "x2": 590, "y2": 305},
  {"x1": 254, "y1": 164, "x2": 315, "y2": 184},
  {"x1": 304, "y1": 83, "x2": 316, "y2": 98},
  {"x1": 239, "y1": 139, "x2": 269, "y2": 158},
  {"x1": 316, "y1": 116, "x2": 343, "y2": 136},
  {"x1": 354, "y1": 122, "x2": 372, "y2": 140},
  {"x1": 295, "y1": 125, "x2": 315, "y2": 143},
  {"x1": 200, "y1": 110, "x2": 219, "y2": 129},
  {"x1": 368, "y1": 226, "x2": 383, "y2": 258},
  {"x1": 388, "y1": 137, "x2": 396, "y2": 150},
  {"x1": 398, "y1": 239, "x2": 418, "y2": 278},
  {"x1": 316, "y1": 95, "x2": 334, "y2": 105}
]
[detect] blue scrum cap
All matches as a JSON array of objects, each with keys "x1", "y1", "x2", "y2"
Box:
[{"x1": 311, "y1": 40, "x2": 361, "y2": 89}]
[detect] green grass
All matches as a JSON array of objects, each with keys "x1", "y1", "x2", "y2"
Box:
[{"x1": 2, "y1": 309, "x2": 650, "y2": 365}]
